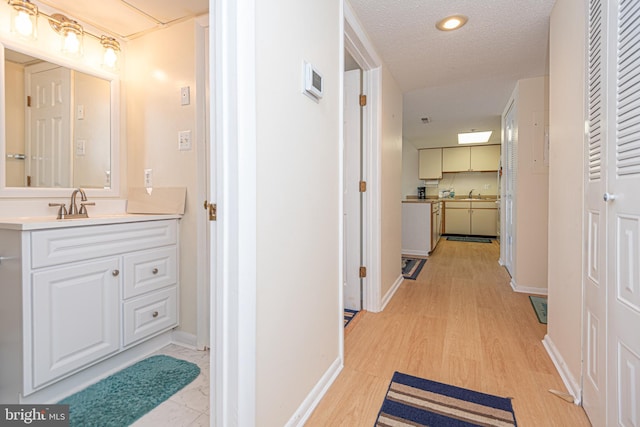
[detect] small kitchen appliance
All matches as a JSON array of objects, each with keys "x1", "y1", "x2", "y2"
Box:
[{"x1": 417, "y1": 187, "x2": 426, "y2": 199}]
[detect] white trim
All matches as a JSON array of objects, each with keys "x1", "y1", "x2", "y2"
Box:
[
  {"x1": 172, "y1": 330, "x2": 198, "y2": 350},
  {"x1": 401, "y1": 249, "x2": 430, "y2": 257},
  {"x1": 510, "y1": 279, "x2": 548, "y2": 295},
  {"x1": 285, "y1": 358, "x2": 343, "y2": 427},
  {"x1": 542, "y1": 334, "x2": 582, "y2": 405},
  {"x1": 212, "y1": 0, "x2": 257, "y2": 424},
  {"x1": 195, "y1": 15, "x2": 211, "y2": 352},
  {"x1": 380, "y1": 275, "x2": 404, "y2": 312}
]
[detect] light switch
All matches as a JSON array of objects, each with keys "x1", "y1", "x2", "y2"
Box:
[
  {"x1": 178, "y1": 130, "x2": 192, "y2": 151},
  {"x1": 77, "y1": 104, "x2": 85, "y2": 120},
  {"x1": 76, "y1": 139, "x2": 86, "y2": 156}
]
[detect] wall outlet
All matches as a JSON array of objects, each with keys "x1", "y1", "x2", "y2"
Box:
[
  {"x1": 144, "y1": 169, "x2": 153, "y2": 188},
  {"x1": 483, "y1": 184, "x2": 491, "y2": 190},
  {"x1": 178, "y1": 130, "x2": 192, "y2": 151}
]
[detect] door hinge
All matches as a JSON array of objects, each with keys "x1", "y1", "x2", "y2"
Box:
[
  {"x1": 359, "y1": 266, "x2": 367, "y2": 278},
  {"x1": 359, "y1": 181, "x2": 367, "y2": 192},
  {"x1": 27, "y1": 175, "x2": 32, "y2": 187},
  {"x1": 204, "y1": 200, "x2": 217, "y2": 221},
  {"x1": 27, "y1": 96, "x2": 31, "y2": 107},
  {"x1": 359, "y1": 94, "x2": 367, "y2": 107}
]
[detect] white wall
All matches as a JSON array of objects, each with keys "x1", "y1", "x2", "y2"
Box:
[
  {"x1": 380, "y1": 64, "x2": 403, "y2": 298},
  {"x1": 125, "y1": 19, "x2": 199, "y2": 336},
  {"x1": 547, "y1": 0, "x2": 585, "y2": 392},
  {"x1": 513, "y1": 76, "x2": 549, "y2": 291},
  {"x1": 253, "y1": 0, "x2": 341, "y2": 424}
]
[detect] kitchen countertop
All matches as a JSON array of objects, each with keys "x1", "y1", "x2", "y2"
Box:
[{"x1": 403, "y1": 197, "x2": 499, "y2": 203}]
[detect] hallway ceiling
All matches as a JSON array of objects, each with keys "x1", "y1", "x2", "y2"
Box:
[
  {"x1": 36, "y1": 0, "x2": 208, "y2": 39},
  {"x1": 348, "y1": 0, "x2": 555, "y2": 149}
]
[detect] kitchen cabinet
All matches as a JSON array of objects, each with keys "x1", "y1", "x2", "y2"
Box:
[
  {"x1": 443, "y1": 201, "x2": 471, "y2": 234},
  {"x1": 0, "y1": 217, "x2": 179, "y2": 403},
  {"x1": 442, "y1": 145, "x2": 500, "y2": 172},
  {"x1": 444, "y1": 200, "x2": 498, "y2": 236},
  {"x1": 419, "y1": 148, "x2": 442, "y2": 179},
  {"x1": 402, "y1": 201, "x2": 441, "y2": 256},
  {"x1": 442, "y1": 147, "x2": 470, "y2": 172},
  {"x1": 470, "y1": 145, "x2": 500, "y2": 171}
]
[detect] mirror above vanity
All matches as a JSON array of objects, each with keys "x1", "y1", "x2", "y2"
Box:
[{"x1": 0, "y1": 39, "x2": 120, "y2": 198}]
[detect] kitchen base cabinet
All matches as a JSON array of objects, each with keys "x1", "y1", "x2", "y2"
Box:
[
  {"x1": 0, "y1": 218, "x2": 180, "y2": 404},
  {"x1": 444, "y1": 201, "x2": 498, "y2": 236},
  {"x1": 470, "y1": 206, "x2": 498, "y2": 236},
  {"x1": 444, "y1": 202, "x2": 471, "y2": 235}
]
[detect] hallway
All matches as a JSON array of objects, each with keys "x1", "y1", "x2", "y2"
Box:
[{"x1": 306, "y1": 239, "x2": 591, "y2": 426}]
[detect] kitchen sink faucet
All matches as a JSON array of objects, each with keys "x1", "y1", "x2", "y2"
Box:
[{"x1": 468, "y1": 189, "x2": 475, "y2": 198}]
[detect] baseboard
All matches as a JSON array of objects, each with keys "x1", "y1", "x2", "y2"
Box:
[
  {"x1": 510, "y1": 279, "x2": 548, "y2": 295},
  {"x1": 285, "y1": 357, "x2": 343, "y2": 427},
  {"x1": 542, "y1": 334, "x2": 581, "y2": 405},
  {"x1": 172, "y1": 330, "x2": 198, "y2": 350},
  {"x1": 380, "y1": 274, "x2": 404, "y2": 312},
  {"x1": 402, "y1": 249, "x2": 429, "y2": 257}
]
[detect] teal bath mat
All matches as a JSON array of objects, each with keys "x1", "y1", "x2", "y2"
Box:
[
  {"x1": 529, "y1": 295, "x2": 548, "y2": 324},
  {"x1": 58, "y1": 355, "x2": 200, "y2": 426}
]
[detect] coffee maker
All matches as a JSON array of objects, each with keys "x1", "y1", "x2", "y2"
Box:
[{"x1": 417, "y1": 187, "x2": 426, "y2": 199}]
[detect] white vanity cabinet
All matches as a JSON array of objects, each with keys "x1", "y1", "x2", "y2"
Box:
[{"x1": 0, "y1": 216, "x2": 179, "y2": 403}]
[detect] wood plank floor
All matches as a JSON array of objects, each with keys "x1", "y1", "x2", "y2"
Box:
[{"x1": 305, "y1": 239, "x2": 591, "y2": 426}]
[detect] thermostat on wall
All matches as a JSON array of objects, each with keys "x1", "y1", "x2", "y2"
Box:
[{"x1": 303, "y1": 61, "x2": 323, "y2": 100}]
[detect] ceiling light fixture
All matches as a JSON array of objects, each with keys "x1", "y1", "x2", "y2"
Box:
[
  {"x1": 458, "y1": 131, "x2": 492, "y2": 144},
  {"x1": 421, "y1": 117, "x2": 431, "y2": 124},
  {"x1": 436, "y1": 15, "x2": 468, "y2": 31}
]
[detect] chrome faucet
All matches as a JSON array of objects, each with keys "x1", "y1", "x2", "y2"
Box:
[{"x1": 69, "y1": 188, "x2": 87, "y2": 215}]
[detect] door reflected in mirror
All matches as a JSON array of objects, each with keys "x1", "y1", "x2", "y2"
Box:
[{"x1": 4, "y1": 48, "x2": 111, "y2": 189}]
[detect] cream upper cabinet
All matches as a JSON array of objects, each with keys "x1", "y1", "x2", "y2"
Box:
[
  {"x1": 419, "y1": 148, "x2": 442, "y2": 179},
  {"x1": 442, "y1": 147, "x2": 470, "y2": 172},
  {"x1": 442, "y1": 145, "x2": 500, "y2": 172},
  {"x1": 470, "y1": 145, "x2": 500, "y2": 171}
]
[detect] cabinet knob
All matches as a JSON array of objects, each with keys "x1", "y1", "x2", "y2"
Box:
[
  {"x1": 152, "y1": 268, "x2": 159, "y2": 275},
  {"x1": 112, "y1": 269, "x2": 120, "y2": 277},
  {"x1": 152, "y1": 311, "x2": 159, "y2": 318}
]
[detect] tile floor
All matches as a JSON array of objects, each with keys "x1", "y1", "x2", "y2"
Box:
[{"x1": 131, "y1": 344, "x2": 210, "y2": 427}]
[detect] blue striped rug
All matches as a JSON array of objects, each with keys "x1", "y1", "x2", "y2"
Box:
[
  {"x1": 376, "y1": 372, "x2": 517, "y2": 426},
  {"x1": 402, "y1": 257, "x2": 426, "y2": 280},
  {"x1": 344, "y1": 309, "x2": 359, "y2": 327}
]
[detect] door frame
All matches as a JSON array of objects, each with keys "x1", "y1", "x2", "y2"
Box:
[{"x1": 344, "y1": 1, "x2": 383, "y2": 313}]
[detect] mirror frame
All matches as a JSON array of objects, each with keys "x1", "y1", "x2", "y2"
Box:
[{"x1": 0, "y1": 39, "x2": 120, "y2": 198}]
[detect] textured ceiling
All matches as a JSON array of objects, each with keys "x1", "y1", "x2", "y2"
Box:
[
  {"x1": 36, "y1": 0, "x2": 208, "y2": 39},
  {"x1": 348, "y1": 0, "x2": 555, "y2": 148}
]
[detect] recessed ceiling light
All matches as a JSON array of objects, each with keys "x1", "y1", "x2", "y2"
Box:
[
  {"x1": 436, "y1": 15, "x2": 468, "y2": 31},
  {"x1": 458, "y1": 131, "x2": 492, "y2": 144}
]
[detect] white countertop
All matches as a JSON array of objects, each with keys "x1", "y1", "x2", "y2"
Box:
[{"x1": 0, "y1": 213, "x2": 182, "y2": 231}]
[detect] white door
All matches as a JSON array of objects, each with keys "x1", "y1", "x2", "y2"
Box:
[
  {"x1": 607, "y1": 0, "x2": 640, "y2": 423},
  {"x1": 26, "y1": 63, "x2": 71, "y2": 188},
  {"x1": 582, "y1": 0, "x2": 607, "y2": 424},
  {"x1": 502, "y1": 101, "x2": 517, "y2": 276},
  {"x1": 344, "y1": 69, "x2": 362, "y2": 311}
]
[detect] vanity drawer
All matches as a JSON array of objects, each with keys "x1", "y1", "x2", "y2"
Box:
[
  {"x1": 123, "y1": 287, "x2": 177, "y2": 347},
  {"x1": 123, "y1": 246, "x2": 177, "y2": 299},
  {"x1": 31, "y1": 220, "x2": 177, "y2": 268}
]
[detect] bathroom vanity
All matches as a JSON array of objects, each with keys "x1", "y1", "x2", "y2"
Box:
[{"x1": 0, "y1": 214, "x2": 181, "y2": 403}]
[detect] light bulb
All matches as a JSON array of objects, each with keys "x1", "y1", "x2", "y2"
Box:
[
  {"x1": 14, "y1": 10, "x2": 33, "y2": 37},
  {"x1": 103, "y1": 47, "x2": 118, "y2": 68},
  {"x1": 64, "y1": 32, "x2": 80, "y2": 53}
]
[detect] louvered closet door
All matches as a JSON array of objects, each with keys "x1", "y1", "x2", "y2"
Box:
[
  {"x1": 583, "y1": 0, "x2": 608, "y2": 424},
  {"x1": 607, "y1": 0, "x2": 640, "y2": 424}
]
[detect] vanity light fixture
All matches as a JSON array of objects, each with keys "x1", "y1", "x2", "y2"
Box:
[
  {"x1": 49, "y1": 13, "x2": 83, "y2": 56},
  {"x1": 100, "y1": 36, "x2": 120, "y2": 69},
  {"x1": 8, "y1": 0, "x2": 38, "y2": 40},
  {"x1": 436, "y1": 15, "x2": 468, "y2": 31},
  {"x1": 4, "y1": 2, "x2": 123, "y2": 68},
  {"x1": 458, "y1": 130, "x2": 492, "y2": 144}
]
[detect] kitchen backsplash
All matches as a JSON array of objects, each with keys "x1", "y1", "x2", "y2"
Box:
[{"x1": 423, "y1": 172, "x2": 499, "y2": 198}]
